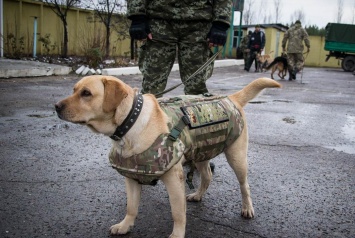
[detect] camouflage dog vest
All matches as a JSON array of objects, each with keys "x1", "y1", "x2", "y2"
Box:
[{"x1": 109, "y1": 95, "x2": 244, "y2": 185}]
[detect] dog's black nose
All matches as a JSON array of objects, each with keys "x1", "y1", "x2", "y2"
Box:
[{"x1": 55, "y1": 102, "x2": 64, "y2": 113}]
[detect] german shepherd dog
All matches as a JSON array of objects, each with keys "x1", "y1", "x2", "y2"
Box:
[
  {"x1": 256, "y1": 51, "x2": 274, "y2": 72},
  {"x1": 265, "y1": 53, "x2": 288, "y2": 79}
]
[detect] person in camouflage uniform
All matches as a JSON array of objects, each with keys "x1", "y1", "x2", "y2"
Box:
[
  {"x1": 282, "y1": 20, "x2": 310, "y2": 80},
  {"x1": 240, "y1": 30, "x2": 252, "y2": 66},
  {"x1": 127, "y1": 0, "x2": 232, "y2": 95}
]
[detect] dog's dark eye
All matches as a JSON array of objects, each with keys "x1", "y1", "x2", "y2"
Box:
[{"x1": 81, "y1": 90, "x2": 92, "y2": 97}]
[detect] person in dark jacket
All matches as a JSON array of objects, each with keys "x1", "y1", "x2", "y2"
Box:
[{"x1": 244, "y1": 24, "x2": 266, "y2": 72}]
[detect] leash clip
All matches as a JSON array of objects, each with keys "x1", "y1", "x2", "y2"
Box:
[
  {"x1": 186, "y1": 171, "x2": 195, "y2": 189},
  {"x1": 117, "y1": 139, "x2": 125, "y2": 157}
]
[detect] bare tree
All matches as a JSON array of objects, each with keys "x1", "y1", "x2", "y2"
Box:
[
  {"x1": 290, "y1": 9, "x2": 306, "y2": 25},
  {"x1": 112, "y1": 15, "x2": 130, "y2": 41},
  {"x1": 42, "y1": 0, "x2": 81, "y2": 57},
  {"x1": 243, "y1": 0, "x2": 255, "y2": 25},
  {"x1": 273, "y1": 0, "x2": 282, "y2": 23},
  {"x1": 263, "y1": 14, "x2": 272, "y2": 24},
  {"x1": 335, "y1": 0, "x2": 344, "y2": 23},
  {"x1": 87, "y1": 0, "x2": 126, "y2": 58},
  {"x1": 255, "y1": 0, "x2": 265, "y2": 24}
]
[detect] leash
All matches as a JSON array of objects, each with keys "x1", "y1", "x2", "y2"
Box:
[
  {"x1": 300, "y1": 51, "x2": 309, "y2": 83},
  {"x1": 154, "y1": 47, "x2": 224, "y2": 97}
]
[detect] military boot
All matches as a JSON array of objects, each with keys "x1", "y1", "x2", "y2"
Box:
[
  {"x1": 288, "y1": 69, "x2": 293, "y2": 81},
  {"x1": 293, "y1": 68, "x2": 298, "y2": 80}
]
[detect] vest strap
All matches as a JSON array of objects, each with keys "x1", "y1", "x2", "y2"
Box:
[{"x1": 168, "y1": 115, "x2": 189, "y2": 141}]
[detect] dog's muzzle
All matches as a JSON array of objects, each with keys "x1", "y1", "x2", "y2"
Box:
[
  {"x1": 55, "y1": 101, "x2": 65, "y2": 111},
  {"x1": 55, "y1": 102, "x2": 65, "y2": 118}
]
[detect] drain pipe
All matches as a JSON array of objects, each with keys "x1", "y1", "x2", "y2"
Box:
[
  {"x1": 33, "y1": 17, "x2": 37, "y2": 58},
  {"x1": 1, "y1": 0, "x2": 3, "y2": 57}
]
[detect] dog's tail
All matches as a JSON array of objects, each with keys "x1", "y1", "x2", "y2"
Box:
[{"x1": 230, "y1": 78, "x2": 281, "y2": 108}]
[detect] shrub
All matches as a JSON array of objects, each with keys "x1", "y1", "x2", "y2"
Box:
[
  {"x1": 38, "y1": 34, "x2": 57, "y2": 55},
  {"x1": 86, "y1": 47, "x2": 103, "y2": 68}
]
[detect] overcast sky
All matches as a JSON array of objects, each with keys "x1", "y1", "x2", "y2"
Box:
[{"x1": 234, "y1": 0, "x2": 355, "y2": 28}]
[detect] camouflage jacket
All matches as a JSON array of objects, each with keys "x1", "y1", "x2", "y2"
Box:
[
  {"x1": 127, "y1": 0, "x2": 232, "y2": 25},
  {"x1": 282, "y1": 23, "x2": 310, "y2": 53},
  {"x1": 109, "y1": 95, "x2": 244, "y2": 185},
  {"x1": 240, "y1": 35, "x2": 250, "y2": 51}
]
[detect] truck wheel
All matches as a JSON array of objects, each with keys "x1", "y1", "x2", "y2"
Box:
[{"x1": 341, "y1": 56, "x2": 355, "y2": 72}]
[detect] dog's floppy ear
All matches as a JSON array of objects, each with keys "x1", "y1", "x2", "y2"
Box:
[{"x1": 102, "y1": 77, "x2": 128, "y2": 112}]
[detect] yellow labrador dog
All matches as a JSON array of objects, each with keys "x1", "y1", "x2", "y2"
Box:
[{"x1": 55, "y1": 75, "x2": 281, "y2": 238}]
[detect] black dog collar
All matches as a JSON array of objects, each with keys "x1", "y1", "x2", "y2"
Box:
[{"x1": 110, "y1": 93, "x2": 144, "y2": 141}]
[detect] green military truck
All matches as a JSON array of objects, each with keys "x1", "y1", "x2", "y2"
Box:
[{"x1": 325, "y1": 23, "x2": 355, "y2": 72}]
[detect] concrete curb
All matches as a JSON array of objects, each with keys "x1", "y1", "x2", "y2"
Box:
[
  {"x1": 0, "y1": 58, "x2": 244, "y2": 78},
  {"x1": 102, "y1": 59, "x2": 244, "y2": 76},
  {"x1": 0, "y1": 67, "x2": 72, "y2": 78},
  {"x1": 0, "y1": 58, "x2": 72, "y2": 78}
]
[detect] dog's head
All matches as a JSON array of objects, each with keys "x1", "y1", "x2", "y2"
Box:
[
  {"x1": 55, "y1": 75, "x2": 134, "y2": 134},
  {"x1": 256, "y1": 53, "x2": 267, "y2": 63},
  {"x1": 281, "y1": 52, "x2": 287, "y2": 58}
]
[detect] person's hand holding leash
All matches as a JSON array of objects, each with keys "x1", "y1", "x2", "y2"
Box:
[
  {"x1": 129, "y1": 15, "x2": 151, "y2": 40},
  {"x1": 207, "y1": 21, "x2": 230, "y2": 47}
]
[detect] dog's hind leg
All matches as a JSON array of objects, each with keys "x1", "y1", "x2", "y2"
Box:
[
  {"x1": 270, "y1": 68, "x2": 275, "y2": 79},
  {"x1": 161, "y1": 161, "x2": 186, "y2": 238},
  {"x1": 282, "y1": 69, "x2": 287, "y2": 79},
  {"x1": 224, "y1": 129, "x2": 254, "y2": 218},
  {"x1": 110, "y1": 178, "x2": 142, "y2": 235},
  {"x1": 278, "y1": 70, "x2": 282, "y2": 79},
  {"x1": 186, "y1": 160, "x2": 212, "y2": 202}
]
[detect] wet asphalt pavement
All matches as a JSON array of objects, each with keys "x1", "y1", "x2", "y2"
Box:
[{"x1": 0, "y1": 66, "x2": 354, "y2": 238}]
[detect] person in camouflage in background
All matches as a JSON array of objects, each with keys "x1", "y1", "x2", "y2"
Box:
[
  {"x1": 240, "y1": 30, "x2": 252, "y2": 66},
  {"x1": 282, "y1": 20, "x2": 310, "y2": 80},
  {"x1": 127, "y1": 0, "x2": 232, "y2": 95}
]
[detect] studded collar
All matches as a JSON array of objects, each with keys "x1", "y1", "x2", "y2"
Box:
[{"x1": 110, "y1": 93, "x2": 143, "y2": 141}]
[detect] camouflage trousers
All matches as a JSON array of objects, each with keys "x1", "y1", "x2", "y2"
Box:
[
  {"x1": 243, "y1": 51, "x2": 250, "y2": 66},
  {"x1": 245, "y1": 50, "x2": 260, "y2": 71},
  {"x1": 287, "y1": 53, "x2": 304, "y2": 73},
  {"x1": 138, "y1": 19, "x2": 214, "y2": 95}
]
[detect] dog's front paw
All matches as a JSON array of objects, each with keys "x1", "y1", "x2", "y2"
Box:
[
  {"x1": 110, "y1": 222, "x2": 133, "y2": 235},
  {"x1": 241, "y1": 205, "x2": 254, "y2": 219},
  {"x1": 186, "y1": 192, "x2": 202, "y2": 202},
  {"x1": 169, "y1": 234, "x2": 184, "y2": 238}
]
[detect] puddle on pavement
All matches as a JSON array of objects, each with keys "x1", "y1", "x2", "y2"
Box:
[
  {"x1": 250, "y1": 99, "x2": 293, "y2": 104},
  {"x1": 342, "y1": 115, "x2": 355, "y2": 140},
  {"x1": 273, "y1": 99, "x2": 292, "y2": 103},
  {"x1": 43, "y1": 123, "x2": 70, "y2": 130},
  {"x1": 27, "y1": 114, "x2": 53, "y2": 118},
  {"x1": 326, "y1": 115, "x2": 355, "y2": 154},
  {"x1": 282, "y1": 117, "x2": 296, "y2": 124},
  {"x1": 249, "y1": 101, "x2": 267, "y2": 104}
]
